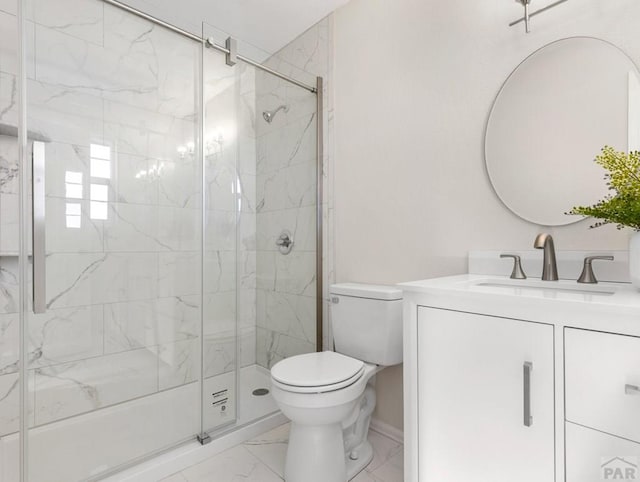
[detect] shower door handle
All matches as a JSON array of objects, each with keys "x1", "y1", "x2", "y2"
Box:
[{"x1": 32, "y1": 141, "x2": 46, "y2": 314}]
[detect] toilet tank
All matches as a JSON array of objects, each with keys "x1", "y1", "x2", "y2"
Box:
[{"x1": 330, "y1": 283, "x2": 403, "y2": 366}]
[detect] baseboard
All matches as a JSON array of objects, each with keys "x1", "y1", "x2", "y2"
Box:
[{"x1": 369, "y1": 417, "x2": 404, "y2": 445}]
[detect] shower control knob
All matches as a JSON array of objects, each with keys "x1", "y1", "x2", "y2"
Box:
[
  {"x1": 276, "y1": 235, "x2": 292, "y2": 247},
  {"x1": 276, "y1": 231, "x2": 294, "y2": 255}
]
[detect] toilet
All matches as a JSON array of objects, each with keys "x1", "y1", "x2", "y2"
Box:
[{"x1": 270, "y1": 283, "x2": 403, "y2": 482}]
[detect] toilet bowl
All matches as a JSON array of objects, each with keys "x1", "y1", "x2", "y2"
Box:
[
  {"x1": 271, "y1": 351, "x2": 380, "y2": 482},
  {"x1": 270, "y1": 283, "x2": 403, "y2": 482}
]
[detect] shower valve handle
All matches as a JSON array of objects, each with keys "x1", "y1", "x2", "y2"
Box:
[
  {"x1": 276, "y1": 234, "x2": 292, "y2": 248},
  {"x1": 276, "y1": 231, "x2": 294, "y2": 255}
]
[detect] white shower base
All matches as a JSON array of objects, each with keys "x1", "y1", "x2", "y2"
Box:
[
  {"x1": 0, "y1": 364, "x2": 281, "y2": 482},
  {"x1": 108, "y1": 414, "x2": 288, "y2": 481},
  {"x1": 237, "y1": 364, "x2": 278, "y2": 424},
  {"x1": 107, "y1": 364, "x2": 282, "y2": 482}
]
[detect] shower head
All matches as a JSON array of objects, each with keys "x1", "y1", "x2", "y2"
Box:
[{"x1": 262, "y1": 105, "x2": 289, "y2": 123}]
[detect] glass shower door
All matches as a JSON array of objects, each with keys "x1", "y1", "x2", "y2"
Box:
[
  {"x1": 201, "y1": 21, "x2": 320, "y2": 434},
  {"x1": 201, "y1": 35, "x2": 241, "y2": 435},
  {"x1": 23, "y1": 1, "x2": 203, "y2": 480},
  {"x1": 0, "y1": 1, "x2": 23, "y2": 480}
]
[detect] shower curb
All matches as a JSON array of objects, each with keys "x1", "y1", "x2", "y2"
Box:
[{"x1": 101, "y1": 412, "x2": 287, "y2": 482}]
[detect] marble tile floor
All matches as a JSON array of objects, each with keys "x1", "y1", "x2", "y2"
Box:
[{"x1": 159, "y1": 423, "x2": 404, "y2": 482}]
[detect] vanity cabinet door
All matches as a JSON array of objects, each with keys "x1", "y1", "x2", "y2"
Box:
[{"x1": 417, "y1": 307, "x2": 555, "y2": 482}]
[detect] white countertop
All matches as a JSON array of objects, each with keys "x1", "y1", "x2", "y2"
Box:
[{"x1": 399, "y1": 274, "x2": 640, "y2": 335}]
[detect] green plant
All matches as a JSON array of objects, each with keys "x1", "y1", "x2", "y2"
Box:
[{"x1": 568, "y1": 146, "x2": 640, "y2": 230}]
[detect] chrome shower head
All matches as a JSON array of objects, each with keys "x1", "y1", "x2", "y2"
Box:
[{"x1": 262, "y1": 105, "x2": 289, "y2": 123}]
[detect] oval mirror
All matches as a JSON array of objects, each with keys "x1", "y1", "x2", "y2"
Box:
[{"x1": 485, "y1": 37, "x2": 640, "y2": 226}]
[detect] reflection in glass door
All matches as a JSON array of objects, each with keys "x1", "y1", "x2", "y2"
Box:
[{"x1": 23, "y1": 1, "x2": 203, "y2": 479}]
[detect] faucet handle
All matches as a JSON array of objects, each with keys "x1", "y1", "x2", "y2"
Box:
[
  {"x1": 577, "y1": 255, "x2": 614, "y2": 284},
  {"x1": 500, "y1": 254, "x2": 527, "y2": 279}
]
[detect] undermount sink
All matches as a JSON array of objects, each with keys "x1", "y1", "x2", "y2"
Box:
[{"x1": 469, "y1": 279, "x2": 616, "y2": 296}]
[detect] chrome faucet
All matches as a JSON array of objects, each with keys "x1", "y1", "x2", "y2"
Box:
[{"x1": 533, "y1": 233, "x2": 558, "y2": 281}]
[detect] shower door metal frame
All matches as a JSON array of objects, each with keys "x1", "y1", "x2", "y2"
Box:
[
  {"x1": 17, "y1": 0, "x2": 29, "y2": 479},
  {"x1": 102, "y1": 0, "x2": 318, "y2": 94},
  {"x1": 315, "y1": 76, "x2": 323, "y2": 352}
]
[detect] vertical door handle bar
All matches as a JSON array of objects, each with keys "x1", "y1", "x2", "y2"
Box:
[
  {"x1": 523, "y1": 361, "x2": 533, "y2": 427},
  {"x1": 32, "y1": 141, "x2": 46, "y2": 314}
]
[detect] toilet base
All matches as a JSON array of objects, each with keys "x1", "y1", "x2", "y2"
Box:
[
  {"x1": 285, "y1": 422, "x2": 347, "y2": 482},
  {"x1": 283, "y1": 423, "x2": 374, "y2": 482},
  {"x1": 346, "y1": 439, "x2": 373, "y2": 480}
]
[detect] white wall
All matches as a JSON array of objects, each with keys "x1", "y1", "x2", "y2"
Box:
[{"x1": 333, "y1": 0, "x2": 640, "y2": 430}]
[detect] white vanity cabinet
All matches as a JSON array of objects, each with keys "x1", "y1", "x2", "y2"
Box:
[
  {"x1": 402, "y1": 274, "x2": 640, "y2": 482},
  {"x1": 417, "y1": 307, "x2": 555, "y2": 482}
]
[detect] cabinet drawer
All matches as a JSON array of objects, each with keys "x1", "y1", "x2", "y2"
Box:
[
  {"x1": 566, "y1": 422, "x2": 640, "y2": 482},
  {"x1": 566, "y1": 328, "x2": 640, "y2": 442}
]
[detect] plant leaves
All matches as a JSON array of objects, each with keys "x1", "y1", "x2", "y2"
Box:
[{"x1": 568, "y1": 146, "x2": 640, "y2": 231}]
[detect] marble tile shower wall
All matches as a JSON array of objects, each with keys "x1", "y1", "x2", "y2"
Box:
[
  {"x1": 254, "y1": 17, "x2": 333, "y2": 367},
  {"x1": 0, "y1": 0, "x2": 241, "y2": 439}
]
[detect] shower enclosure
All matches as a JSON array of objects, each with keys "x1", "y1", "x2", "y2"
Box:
[{"x1": 0, "y1": 0, "x2": 322, "y2": 480}]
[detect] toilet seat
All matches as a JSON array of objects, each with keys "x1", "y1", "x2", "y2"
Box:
[{"x1": 271, "y1": 351, "x2": 365, "y2": 394}]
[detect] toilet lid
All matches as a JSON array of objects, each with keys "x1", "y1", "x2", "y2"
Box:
[{"x1": 271, "y1": 351, "x2": 364, "y2": 389}]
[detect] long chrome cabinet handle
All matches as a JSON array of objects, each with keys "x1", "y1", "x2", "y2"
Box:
[
  {"x1": 523, "y1": 361, "x2": 533, "y2": 427},
  {"x1": 625, "y1": 384, "x2": 640, "y2": 395},
  {"x1": 32, "y1": 141, "x2": 46, "y2": 314}
]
